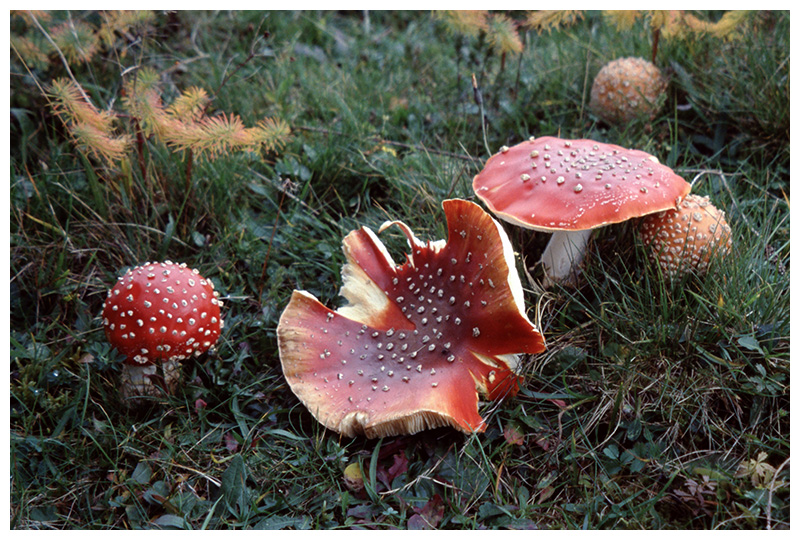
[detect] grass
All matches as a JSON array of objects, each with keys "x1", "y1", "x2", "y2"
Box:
[{"x1": 9, "y1": 10, "x2": 790, "y2": 529}]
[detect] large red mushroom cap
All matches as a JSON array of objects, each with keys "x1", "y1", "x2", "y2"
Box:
[
  {"x1": 472, "y1": 136, "x2": 691, "y2": 284},
  {"x1": 102, "y1": 261, "x2": 224, "y2": 399},
  {"x1": 277, "y1": 199, "x2": 545, "y2": 438}
]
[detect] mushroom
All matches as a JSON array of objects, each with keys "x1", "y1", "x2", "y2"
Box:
[
  {"x1": 590, "y1": 57, "x2": 668, "y2": 124},
  {"x1": 639, "y1": 193, "x2": 732, "y2": 280},
  {"x1": 277, "y1": 199, "x2": 545, "y2": 438},
  {"x1": 472, "y1": 136, "x2": 692, "y2": 286},
  {"x1": 101, "y1": 260, "x2": 224, "y2": 402},
  {"x1": 343, "y1": 462, "x2": 365, "y2": 495}
]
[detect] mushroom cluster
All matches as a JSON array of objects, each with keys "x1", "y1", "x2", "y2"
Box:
[
  {"x1": 590, "y1": 57, "x2": 667, "y2": 125},
  {"x1": 277, "y1": 199, "x2": 545, "y2": 438},
  {"x1": 639, "y1": 193, "x2": 732, "y2": 280},
  {"x1": 102, "y1": 261, "x2": 224, "y2": 401},
  {"x1": 472, "y1": 136, "x2": 691, "y2": 286}
]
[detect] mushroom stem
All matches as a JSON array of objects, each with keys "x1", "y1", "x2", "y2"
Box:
[
  {"x1": 540, "y1": 229, "x2": 593, "y2": 286},
  {"x1": 120, "y1": 359, "x2": 181, "y2": 402}
]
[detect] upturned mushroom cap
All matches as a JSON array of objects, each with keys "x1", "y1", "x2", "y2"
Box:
[
  {"x1": 590, "y1": 57, "x2": 667, "y2": 124},
  {"x1": 277, "y1": 199, "x2": 545, "y2": 438},
  {"x1": 101, "y1": 261, "x2": 224, "y2": 397},
  {"x1": 639, "y1": 194, "x2": 732, "y2": 280}
]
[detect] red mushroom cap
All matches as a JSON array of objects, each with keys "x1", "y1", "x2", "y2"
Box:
[
  {"x1": 277, "y1": 199, "x2": 545, "y2": 438},
  {"x1": 472, "y1": 136, "x2": 691, "y2": 232},
  {"x1": 590, "y1": 57, "x2": 668, "y2": 124},
  {"x1": 102, "y1": 261, "x2": 224, "y2": 366},
  {"x1": 639, "y1": 194, "x2": 733, "y2": 280}
]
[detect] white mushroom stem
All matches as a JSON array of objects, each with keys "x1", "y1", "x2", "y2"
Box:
[
  {"x1": 120, "y1": 359, "x2": 181, "y2": 403},
  {"x1": 540, "y1": 229, "x2": 593, "y2": 286}
]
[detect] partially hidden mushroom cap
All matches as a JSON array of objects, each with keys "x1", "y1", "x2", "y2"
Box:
[
  {"x1": 277, "y1": 199, "x2": 545, "y2": 438},
  {"x1": 102, "y1": 261, "x2": 224, "y2": 366},
  {"x1": 590, "y1": 57, "x2": 667, "y2": 124},
  {"x1": 639, "y1": 194, "x2": 732, "y2": 280},
  {"x1": 472, "y1": 136, "x2": 691, "y2": 233}
]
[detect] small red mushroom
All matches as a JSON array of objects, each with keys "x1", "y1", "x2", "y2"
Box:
[
  {"x1": 639, "y1": 193, "x2": 733, "y2": 280},
  {"x1": 472, "y1": 136, "x2": 692, "y2": 286},
  {"x1": 277, "y1": 199, "x2": 545, "y2": 438},
  {"x1": 101, "y1": 260, "x2": 224, "y2": 401},
  {"x1": 590, "y1": 57, "x2": 668, "y2": 125}
]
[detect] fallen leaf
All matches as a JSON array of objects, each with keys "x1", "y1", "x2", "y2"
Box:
[
  {"x1": 503, "y1": 425, "x2": 524, "y2": 446},
  {"x1": 408, "y1": 494, "x2": 444, "y2": 530},
  {"x1": 346, "y1": 503, "x2": 374, "y2": 520},
  {"x1": 386, "y1": 452, "x2": 409, "y2": 481},
  {"x1": 223, "y1": 432, "x2": 239, "y2": 453},
  {"x1": 534, "y1": 437, "x2": 550, "y2": 451},
  {"x1": 548, "y1": 398, "x2": 567, "y2": 409},
  {"x1": 376, "y1": 451, "x2": 409, "y2": 490},
  {"x1": 537, "y1": 485, "x2": 555, "y2": 504}
]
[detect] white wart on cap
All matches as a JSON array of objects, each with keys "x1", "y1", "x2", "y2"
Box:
[{"x1": 472, "y1": 136, "x2": 692, "y2": 286}]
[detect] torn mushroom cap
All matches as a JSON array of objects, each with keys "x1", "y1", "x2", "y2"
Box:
[
  {"x1": 102, "y1": 261, "x2": 224, "y2": 366},
  {"x1": 277, "y1": 199, "x2": 545, "y2": 439},
  {"x1": 639, "y1": 194, "x2": 732, "y2": 280},
  {"x1": 472, "y1": 136, "x2": 691, "y2": 284}
]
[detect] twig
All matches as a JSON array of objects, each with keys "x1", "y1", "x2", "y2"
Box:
[
  {"x1": 472, "y1": 73, "x2": 491, "y2": 156},
  {"x1": 651, "y1": 26, "x2": 661, "y2": 64},
  {"x1": 132, "y1": 117, "x2": 148, "y2": 183},
  {"x1": 213, "y1": 50, "x2": 257, "y2": 100},
  {"x1": 675, "y1": 167, "x2": 730, "y2": 186},
  {"x1": 766, "y1": 456, "x2": 789, "y2": 530},
  {"x1": 212, "y1": 19, "x2": 268, "y2": 100},
  {"x1": 162, "y1": 53, "x2": 211, "y2": 74}
]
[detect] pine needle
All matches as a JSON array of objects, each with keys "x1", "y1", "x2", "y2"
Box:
[
  {"x1": 9, "y1": 34, "x2": 50, "y2": 70},
  {"x1": 435, "y1": 10, "x2": 488, "y2": 38},
  {"x1": 525, "y1": 10, "x2": 584, "y2": 34},
  {"x1": 69, "y1": 122, "x2": 131, "y2": 164},
  {"x1": 49, "y1": 78, "x2": 116, "y2": 133},
  {"x1": 49, "y1": 20, "x2": 100, "y2": 64},
  {"x1": 603, "y1": 10, "x2": 642, "y2": 31},
  {"x1": 166, "y1": 87, "x2": 211, "y2": 122},
  {"x1": 485, "y1": 14, "x2": 523, "y2": 56}
]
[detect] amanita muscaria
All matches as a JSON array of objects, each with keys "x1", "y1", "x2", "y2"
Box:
[
  {"x1": 639, "y1": 193, "x2": 732, "y2": 280},
  {"x1": 277, "y1": 199, "x2": 545, "y2": 438},
  {"x1": 102, "y1": 261, "x2": 224, "y2": 401},
  {"x1": 472, "y1": 136, "x2": 691, "y2": 286},
  {"x1": 590, "y1": 57, "x2": 668, "y2": 125}
]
